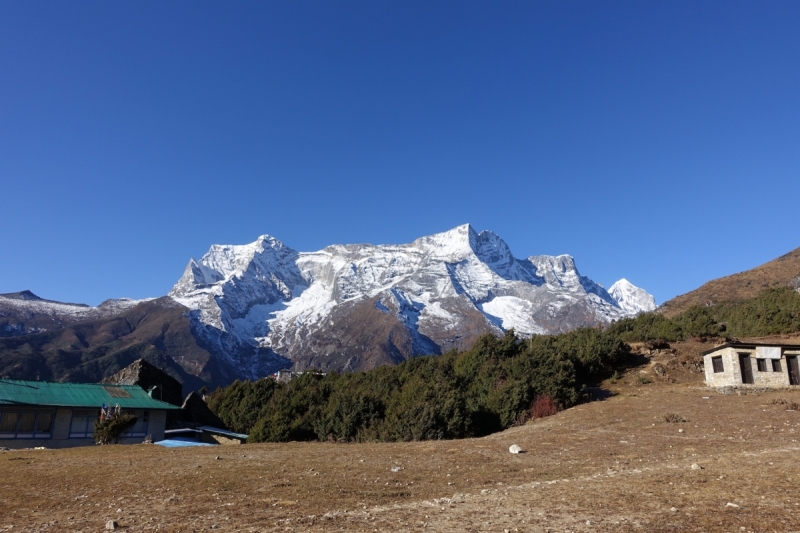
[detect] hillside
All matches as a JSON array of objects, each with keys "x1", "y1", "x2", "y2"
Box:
[
  {"x1": 659, "y1": 245, "x2": 800, "y2": 318},
  {"x1": 0, "y1": 297, "x2": 230, "y2": 390}
]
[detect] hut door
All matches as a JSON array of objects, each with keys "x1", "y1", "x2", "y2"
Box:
[
  {"x1": 739, "y1": 354, "x2": 754, "y2": 384},
  {"x1": 787, "y1": 356, "x2": 800, "y2": 386}
]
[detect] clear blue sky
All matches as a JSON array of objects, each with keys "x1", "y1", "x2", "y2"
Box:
[{"x1": 2, "y1": 1, "x2": 799, "y2": 306}]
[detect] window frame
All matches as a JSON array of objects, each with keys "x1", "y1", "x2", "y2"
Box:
[
  {"x1": 711, "y1": 356, "x2": 724, "y2": 373},
  {"x1": 0, "y1": 406, "x2": 55, "y2": 440},
  {"x1": 69, "y1": 408, "x2": 100, "y2": 439},
  {"x1": 772, "y1": 359, "x2": 782, "y2": 372},
  {"x1": 756, "y1": 358, "x2": 768, "y2": 372}
]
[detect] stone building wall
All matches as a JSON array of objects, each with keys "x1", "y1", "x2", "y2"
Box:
[{"x1": 705, "y1": 346, "x2": 800, "y2": 388}]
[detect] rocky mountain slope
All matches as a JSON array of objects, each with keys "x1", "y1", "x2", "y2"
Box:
[
  {"x1": 0, "y1": 297, "x2": 222, "y2": 389},
  {"x1": 170, "y1": 224, "x2": 655, "y2": 374},
  {"x1": 659, "y1": 245, "x2": 800, "y2": 318}
]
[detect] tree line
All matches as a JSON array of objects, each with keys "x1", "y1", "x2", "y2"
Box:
[{"x1": 207, "y1": 327, "x2": 628, "y2": 443}]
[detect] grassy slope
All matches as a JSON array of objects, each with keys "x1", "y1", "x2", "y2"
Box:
[{"x1": 660, "y1": 245, "x2": 800, "y2": 318}]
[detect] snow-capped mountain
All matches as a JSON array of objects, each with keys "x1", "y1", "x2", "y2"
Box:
[
  {"x1": 608, "y1": 278, "x2": 658, "y2": 316},
  {"x1": 169, "y1": 224, "x2": 656, "y2": 376}
]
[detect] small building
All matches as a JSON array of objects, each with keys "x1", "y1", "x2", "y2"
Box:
[
  {"x1": 703, "y1": 342, "x2": 800, "y2": 388},
  {"x1": 0, "y1": 379, "x2": 180, "y2": 449}
]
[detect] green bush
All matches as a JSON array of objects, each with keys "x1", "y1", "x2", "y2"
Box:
[
  {"x1": 210, "y1": 328, "x2": 630, "y2": 443},
  {"x1": 94, "y1": 411, "x2": 138, "y2": 445},
  {"x1": 606, "y1": 287, "x2": 800, "y2": 343}
]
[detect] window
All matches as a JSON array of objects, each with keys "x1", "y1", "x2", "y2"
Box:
[
  {"x1": 103, "y1": 386, "x2": 132, "y2": 398},
  {"x1": 772, "y1": 359, "x2": 782, "y2": 372},
  {"x1": 712, "y1": 356, "x2": 724, "y2": 373},
  {"x1": 123, "y1": 410, "x2": 150, "y2": 437},
  {"x1": 0, "y1": 409, "x2": 19, "y2": 437},
  {"x1": 757, "y1": 359, "x2": 768, "y2": 372},
  {"x1": 15, "y1": 408, "x2": 37, "y2": 437},
  {"x1": 37, "y1": 411, "x2": 54, "y2": 434},
  {"x1": 69, "y1": 409, "x2": 99, "y2": 438},
  {"x1": 0, "y1": 407, "x2": 55, "y2": 439}
]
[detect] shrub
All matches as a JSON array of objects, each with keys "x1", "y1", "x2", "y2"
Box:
[
  {"x1": 94, "y1": 410, "x2": 138, "y2": 445},
  {"x1": 636, "y1": 375, "x2": 652, "y2": 385},
  {"x1": 663, "y1": 413, "x2": 686, "y2": 423},
  {"x1": 530, "y1": 395, "x2": 558, "y2": 419},
  {"x1": 773, "y1": 399, "x2": 800, "y2": 410}
]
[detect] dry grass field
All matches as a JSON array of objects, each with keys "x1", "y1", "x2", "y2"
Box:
[{"x1": 4, "y1": 339, "x2": 800, "y2": 532}]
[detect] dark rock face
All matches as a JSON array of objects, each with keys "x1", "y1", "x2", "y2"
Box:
[{"x1": 102, "y1": 358, "x2": 183, "y2": 407}]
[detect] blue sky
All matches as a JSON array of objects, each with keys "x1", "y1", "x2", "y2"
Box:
[{"x1": 1, "y1": 1, "x2": 798, "y2": 306}]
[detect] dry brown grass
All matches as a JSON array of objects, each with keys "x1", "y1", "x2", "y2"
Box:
[
  {"x1": 659, "y1": 245, "x2": 800, "y2": 317},
  {"x1": 4, "y1": 345, "x2": 800, "y2": 532}
]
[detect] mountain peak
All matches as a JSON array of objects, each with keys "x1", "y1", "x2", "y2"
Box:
[
  {"x1": 412, "y1": 224, "x2": 478, "y2": 259},
  {"x1": 0, "y1": 290, "x2": 42, "y2": 301},
  {"x1": 609, "y1": 279, "x2": 657, "y2": 315}
]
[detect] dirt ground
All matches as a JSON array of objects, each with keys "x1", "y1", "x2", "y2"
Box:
[{"x1": 3, "y1": 338, "x2": 800, "y2": 532}]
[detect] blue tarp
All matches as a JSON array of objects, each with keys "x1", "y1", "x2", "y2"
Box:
[{"x1": 155, "y1": 437, "x2": 217, "y2": 448}]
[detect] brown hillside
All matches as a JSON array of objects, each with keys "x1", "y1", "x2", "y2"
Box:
[
  {"x1": 0, "y1": 298, "x2": 221, "y2": 390},
  {"x1": 660, "y1": 245, "x2": 800, "y2": 318}
]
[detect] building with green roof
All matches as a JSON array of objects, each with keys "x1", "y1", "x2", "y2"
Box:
[{"x1": 0, "y1": 379, "x2": 180, "y2": 449}]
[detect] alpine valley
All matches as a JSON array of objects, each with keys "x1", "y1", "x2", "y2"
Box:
[{"x1": 0, "y1": 225, "x2": 655, "y2": 387}]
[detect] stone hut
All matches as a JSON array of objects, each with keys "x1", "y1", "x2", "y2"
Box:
[{"x1": 703, "y1": 342, "x2": 800, "y2": 388}]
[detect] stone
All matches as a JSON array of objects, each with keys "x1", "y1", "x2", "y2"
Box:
[
  {"x1": 725, "y1": 502, "x2": 740, "y2": 508},
  {"x1": 106, "y1": 520, "x2": 119, "y2": 530},
  {"x1": 691, "y1": 463, "x2": 703, "y2": 470},
  {"x1": 509, "y1": 444, "x2": 524, "y2": 454}
]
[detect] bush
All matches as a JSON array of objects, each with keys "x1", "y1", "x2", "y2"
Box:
[
  {"x1": 209, "y1": 328, "x2": 630, "y2": 443},
  {"x1": 663, "y1": 412, "x2": 686, "y2": 423},
  {"x1": 94, "y1": 410, "x2": 138, "y2": 445},
  {"x1": 530, "y1": 395, "x2": 558, "y2": 419}
]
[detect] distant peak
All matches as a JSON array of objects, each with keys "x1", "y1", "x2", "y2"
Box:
[
  {"x1": 412, "y1": 224, "x2": 480, "y2": 258},
  {"x1": 0, "y1": 290, "x2": 42, "y2": 301},
  {"x1": 438, "y1": 223, "x2": 475, "y2": 238},
  {"x1": 609, "y1": 278, "x2": 657, "y2": 314}
]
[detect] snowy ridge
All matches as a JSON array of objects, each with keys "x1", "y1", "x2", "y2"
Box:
[
  {"x1": 0, "y1": 293, "x2": 151, "y2": 335},
  {"x1": 608, "y1": 278, "x2": 657, "y2": 315},
  {"x1": 169, "y1": 224, "x2": 656, "y2": 376},
  {"x1": 0, "y1": 293, "x2": 148, "y2": 320}
]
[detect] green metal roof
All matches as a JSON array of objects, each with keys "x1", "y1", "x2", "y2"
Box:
[{"x1": 0, "y1": 379, "x2": 180, "y2": 410}]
